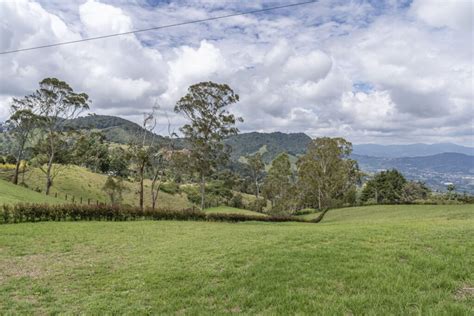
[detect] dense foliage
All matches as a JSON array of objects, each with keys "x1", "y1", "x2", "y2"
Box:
[
  {"x1": 226, "y1": 131, "x2": 311, "y2": 163},
  {"x1": 297, "y1": 137, "x2": 360, "y2": 211},
  {"x1": 262, "y1": 153, "x2": 295, "y2": 213},
  {"x1": 361, "y1": 169, "x2": 406, "y2": 203},
  {"x1": 0, "y1": 203, "x2": 310, "y2": 224},
  {"x1": 360, "y1": 169, "x2": 431, "y2": 204}
]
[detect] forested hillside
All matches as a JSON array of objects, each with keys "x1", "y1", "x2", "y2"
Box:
[
  {"x1": 225, "y1": 131, "x2": 311, "y2": 162},
  {"x1": 64, "y1": 115, "x2": 163, "y2": 144}
]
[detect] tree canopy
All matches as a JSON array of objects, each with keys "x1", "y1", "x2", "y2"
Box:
[
  {"x1": 297, "y1": 137, "x2": 360, "y2": 211},
  {"x1": 361, "y1": 169, "x2": 407, "y2": 204},
  {"x1": 174, "y1": 81, "x2": 243, "y2": 209}
]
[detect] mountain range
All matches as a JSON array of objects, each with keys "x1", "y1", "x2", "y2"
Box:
[
  {"x1": 352, "y1": 143, "x2": 474, "y2": 158},
  {"x1": 1, "y1": 114, "x2": 473, "y2": 193},
  {"x1": 62, "y1": 115, "x2": 473, "y2": 158}
]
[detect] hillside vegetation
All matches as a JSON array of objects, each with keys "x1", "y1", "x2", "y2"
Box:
[
  {"x1": 1, "y1": 204, "x2": 472, "y2": 314},
  {"x1": 0, "y1": 165, "x2": 191, "y2": 209},
  {"x1": 226, "y1": 131, "x2": 311, "y2": 163},
  {"x1": 64, "y1": 115, "x2": 162, "y2": 145},
  {"x1": 2, "y1": 114, "x2": 473, "y2": 193}
]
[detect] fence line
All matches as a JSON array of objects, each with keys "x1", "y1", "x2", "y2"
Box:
[{"x1": 52, "y1": 191, "x2": 106, "y2": 206}]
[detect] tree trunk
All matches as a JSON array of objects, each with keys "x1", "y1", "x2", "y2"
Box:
[
  {"x1": 152, "y1": 192, "x2": 157, "y2": 210},
  {"x1": 13, "y1": 140, "x2": 26, "y2": 185},
  {"x1": 151, "y1": 181, "x2": 160, "y2": 211},
  {"x1": 45, "y1": 158, "x2": 53, "y2": 195},
  {"x1": 139, "y1": 165, "x2": 144, "y2": 211},
  {"x1": 21, "y1": 162, "x2": 26, "y2": 184},
  {"x1": 311, "y1": 208, "x2": 329, "y2": 223},
  {"x1": 200, "y1": 173, "x2": 205, "y2": 210},
  {"x1": 151, "y1": 169, "x2": 162, "y2": 211},
  {"x1": 255, "y1": 179, "x2": 259, "y2": 199},
  {"x1": 45, "y1": 136, "x2": 55, "y2": 195},
  {"x1": 318, "y1": 186, "x2": 322, "y2": 210},
  {"x1": 45, "y1": 175, "x2": 52, "y2": 195},
  {"x1": 13, "y1": 159, "x2": 21, "y2": 185}
]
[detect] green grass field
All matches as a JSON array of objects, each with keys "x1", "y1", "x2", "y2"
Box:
[
  {"x1": 0, "y1": 179, "x2": 61, "y2": 204},
  {"x1": 1, "y1": 204, "x2": 473, "y2": 314}
]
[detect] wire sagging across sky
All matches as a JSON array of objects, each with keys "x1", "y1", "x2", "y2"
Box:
[{"x1": 0, "y1": 1, "x2": 317, "y2": 55}]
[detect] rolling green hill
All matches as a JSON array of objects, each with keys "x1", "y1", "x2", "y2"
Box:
[
  {"x1": 299, "y1": 204, "x2": 474, "y2": 223},
  {"x1": 65, "y1": 115, "x2": 163, "y2": 144},
  {"x1": 0, "y1": 179, "x2": 61, "y2": 204},
  {"x1": 1, "y1": 165, "x2": 191, "y2": 209},
  {"x1": 1, "y1": 204, "x2": 472, "y2": 314}
]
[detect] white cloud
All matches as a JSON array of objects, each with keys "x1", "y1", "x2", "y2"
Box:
[
  {"x1": 0, "y1": 0, "x2": 472, "y2": 145},
  {"x1": 410, "y1": 0, "x2": 473, "y2": 31},
  {"x1": 341, "y1": 90, "x2": 397, "y2": 130},
  {"x1": 162, "y1": 40, "x2": 228, "y2": 105},
  {"x1": 80, "y1": 0, "x2": 133, "y2": 34},
  {"x1": 284, "y1": 50, "x2": 332, "y2": 83},
  {"x1": 0, "y1": 0, "x2": 168, "y2": 116}
]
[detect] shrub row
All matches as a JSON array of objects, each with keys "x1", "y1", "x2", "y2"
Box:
[
  {"x1": 0, "y1": 203, "x2": 311, "y2": 224},
  {"x1": 206, "y1": 212, "x2": 308, "y2": 223}
]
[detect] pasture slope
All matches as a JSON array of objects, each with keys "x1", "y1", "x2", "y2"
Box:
[
  {"x1": 0, "y1": 165, "x2": 191, "y2": 209},
  {"x1": 0, "y1": 179, "x2": 61, "y2": 204},
  {"x1": 1, "y1": 204, "x2": 473, "y2": 314}
]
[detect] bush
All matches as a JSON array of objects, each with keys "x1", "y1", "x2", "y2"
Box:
[
  {"x1": 294, "y1": 208, "x2": 318, "y2": 216},
  {"x1": 0, "y1": 203, "x2": 314, "y2": 225},
  {"x1": 5, "y1": 154, "x2": 17, "y2": 164},
  {"x1": 206, "y1": 212, "x2": 308, "y2": 223},
  {"x1": 160, "y1": 182, "x2": 180, "y2": 194},
  {"x1": 229, "y1": 193, "x2": 244, "y2": 208},
  {"x1": 249, "y1": 198, "x2": 267, "y2": 212}
]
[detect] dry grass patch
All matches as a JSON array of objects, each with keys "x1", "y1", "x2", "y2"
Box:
[{"x1": 455, "y1": 285, "x2": 474, "y2": 300}]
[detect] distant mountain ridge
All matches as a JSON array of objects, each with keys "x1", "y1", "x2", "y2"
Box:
[
  {"x1": 225, "y1": 131, "x2": 473, "y2": 159},
  {"x1": 353, "y1": 152, "x2": 474, "y2": 174},
  {"x1": 352, "y1": 143, "x2": 474, "y2": 158},
  {"x1": 64, "y1": 115, "x2": 473, "y2": 158}
]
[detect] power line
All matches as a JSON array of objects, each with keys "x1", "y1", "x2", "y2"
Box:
[{"x1": 0, "y1": 1, "x2": 317, "y2": 55}]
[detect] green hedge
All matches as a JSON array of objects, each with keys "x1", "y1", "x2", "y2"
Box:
[{"x1": 0, "y1": 203, "x2": 312, "y2": 224}]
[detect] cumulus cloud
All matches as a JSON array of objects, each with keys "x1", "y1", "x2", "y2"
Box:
[
  {"x1": 162, "y1": 40, "x2": 228, "y2": 106},
  {"x1": 410, "y1": 0, "x2": 473, "y2": 31},
  {"x1": 80, "y1": 0, "x2": 133, "y2": 34},
  {"x1": 0, "y1": 0, "x2": 472, "y2": 145},
  {"x1": 0, "y1": 0, "x2": 167, "y2": 116}
]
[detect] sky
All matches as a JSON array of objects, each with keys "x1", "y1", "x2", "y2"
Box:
[{"x1": 0, "y1": 0, "x2": 472, "y2": 145}]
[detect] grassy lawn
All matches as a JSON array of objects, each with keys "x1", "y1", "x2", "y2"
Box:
[
  {"x1": 205, "y1": 206, "x2": 267, "y2": 217},
  {"x1": 1, "y1": 205, "x2": 473, "y2": 314},
  {"x1": 0, "y1": 179, "x2": 61, "y2": 205}
]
